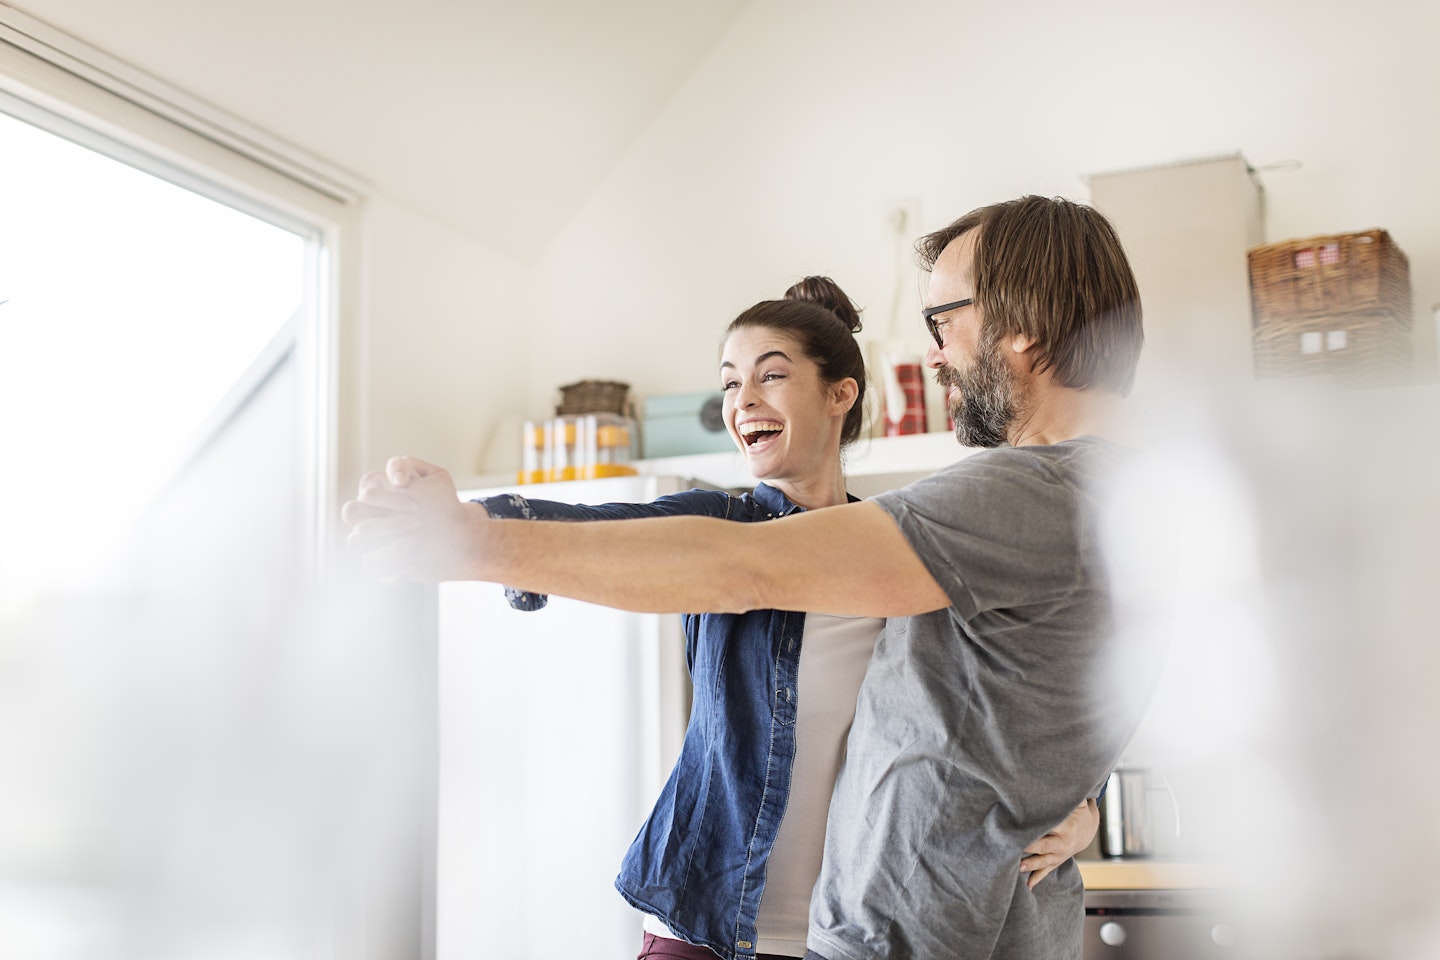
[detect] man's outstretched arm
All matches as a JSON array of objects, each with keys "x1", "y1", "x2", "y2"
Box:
[{"x1": 342, "y1": 456, "x2": 950, "y2": 618}]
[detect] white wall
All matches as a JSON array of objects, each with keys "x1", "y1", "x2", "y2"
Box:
[
  {"x1": 360, "y1": 194, "x2": 531, "y2": 479},
  {"x1": 524, "y1": 0, "x2": 1440, "y2": 458}
]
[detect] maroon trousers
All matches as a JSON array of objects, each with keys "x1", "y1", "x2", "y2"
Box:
[{"x1": 637, "y1": 931, "x2": 798, "y2": 960}]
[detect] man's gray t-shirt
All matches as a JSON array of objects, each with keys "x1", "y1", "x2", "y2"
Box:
[{"x1": 807, "y1": 438, "x2": 1148, "y2": 960}]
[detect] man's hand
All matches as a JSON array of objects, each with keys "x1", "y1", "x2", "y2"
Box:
[
  {"x1": 1020, "y1": 798, "x2": 1099, "y2": 889},
  {"x1": 341, "y1": 456, "x2": 482, "y2": 582}
]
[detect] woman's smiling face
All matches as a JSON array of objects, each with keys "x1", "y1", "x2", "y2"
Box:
[{"x1": 720, "y1": 326, "x2": 850, "y2": 486}]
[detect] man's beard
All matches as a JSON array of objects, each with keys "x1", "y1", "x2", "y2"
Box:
[{"x1": 936, "y1": 330, "x2": 1017, "y2": 448}]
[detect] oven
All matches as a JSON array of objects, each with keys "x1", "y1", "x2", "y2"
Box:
[{"x1": 1083, "y1": 889, "x2": 1238, "y2": 959}]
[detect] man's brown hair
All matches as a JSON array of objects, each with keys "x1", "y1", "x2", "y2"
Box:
[{"x1": 916, "y1": 195, "x2": 1144, "y2": 395}]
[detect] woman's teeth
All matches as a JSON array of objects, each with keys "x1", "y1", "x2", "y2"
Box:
[{"x1": 739, "y1": 421, "x2": 783, "y2": 446}]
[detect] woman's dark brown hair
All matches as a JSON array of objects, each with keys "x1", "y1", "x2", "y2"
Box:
[
  {"x1": 916, "y1": 195, "x2": 1144, "y2": 395},
  {"x1": 723, "y1": 276, "x2": 869, "y2": 448}
]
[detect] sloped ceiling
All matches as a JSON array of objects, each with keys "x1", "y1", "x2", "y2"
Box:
[{"x1": 9, "y1": 0, "x2": 747, "y2": 259}]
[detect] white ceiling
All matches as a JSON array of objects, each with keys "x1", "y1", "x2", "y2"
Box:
[{"x1": 9, "y1": 0, "x2": 747, "y2": 258}]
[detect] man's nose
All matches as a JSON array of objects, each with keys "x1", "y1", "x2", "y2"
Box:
[{"x1": 924, "y1": 339, "x2": 946, "y2": 368}]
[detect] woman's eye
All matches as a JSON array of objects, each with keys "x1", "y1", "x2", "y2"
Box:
[
  {"x1": 762, "y1": 372, "x2": 785, "y2": 382},
  {"x1": 722, "y1": 380, "x2": 739, "y2": 391}
]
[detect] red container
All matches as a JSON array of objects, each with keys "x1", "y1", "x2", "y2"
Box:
[{"x1": 884, "y1": 360, "x2": 927, "y2": 436}]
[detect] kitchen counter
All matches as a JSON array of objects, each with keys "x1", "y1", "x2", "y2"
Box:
[{"x1": 1079, "y1": 859, "x2": 1230, "y2": 890}]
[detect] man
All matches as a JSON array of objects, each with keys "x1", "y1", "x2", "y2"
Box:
[{"x1": 346, "y1": 195, "x2": 1152, "y2": 959}]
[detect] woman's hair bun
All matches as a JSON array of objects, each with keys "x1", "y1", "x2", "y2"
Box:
[{"x1": 783, "y1": 276, "x2": 863, "y2": 334}]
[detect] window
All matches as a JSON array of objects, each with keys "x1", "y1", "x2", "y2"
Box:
[
  {"x1": 0, "y1": 102, "x2": 314, "y2": 608},
  {"x1": 0, "y1": 22, "x2": 384, "y2": 959}
]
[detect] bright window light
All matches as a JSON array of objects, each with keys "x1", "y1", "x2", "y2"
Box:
[{"x1": 0, "y1": 108, "x2": 307, "y2": 610}]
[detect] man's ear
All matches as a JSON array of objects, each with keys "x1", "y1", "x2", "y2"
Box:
[{"x1": 1008, "y1": 332, "x2": 1038, "y2": 355}]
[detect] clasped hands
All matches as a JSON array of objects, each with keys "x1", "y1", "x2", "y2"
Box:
[{"x1": 341, "y1": 456, "x2": 480, "y2": 582}]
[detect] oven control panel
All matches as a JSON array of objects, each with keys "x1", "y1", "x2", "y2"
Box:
[{"x1": 1084, "y1": 889, "x2": 1237, "y2": 958}]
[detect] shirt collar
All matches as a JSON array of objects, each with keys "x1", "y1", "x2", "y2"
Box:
[
  {"x1": 753, "y1": 481, "x2": 861, "y2": 515},
  {"x1": 753, "y1": 481, "x2": 804, "y2": 516}
]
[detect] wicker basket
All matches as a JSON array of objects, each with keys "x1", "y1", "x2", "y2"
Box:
[
  {"x1": 554, "y1": 379, "x2": 634, "y2": 417},
  {"x1": 1252, "y1": 312, "x2": 1411, "y2": 384},
  {"x1": 1248, "y1": 229, "x2": 1411, "y2": 326},
  {"x1": 1248, "y1": 229, "x2": 1413, "y2": 383}
]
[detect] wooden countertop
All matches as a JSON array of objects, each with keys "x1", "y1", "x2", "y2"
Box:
[{"x1": 1079, "y1": 859, "x2": 1230, "y2": 890}]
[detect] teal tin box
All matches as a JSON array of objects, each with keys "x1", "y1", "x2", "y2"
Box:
[{"x1": 641, "y1": 391, "x2": 736, "y2": 458}]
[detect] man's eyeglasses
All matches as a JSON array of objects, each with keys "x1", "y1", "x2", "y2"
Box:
[{"x1": 922, "y1": 298, "x2": 974, "y2": 349}]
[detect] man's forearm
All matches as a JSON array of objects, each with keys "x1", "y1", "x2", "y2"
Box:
[
  {"x1": 461, "y1": 499, "x2": 949, "y2": 618},
  {"x1": 469, "y1": 508, "x2": 763, "y2": 613},
  {"x1": 344, "y1": 460, "x2": 944, "y2": 615}
]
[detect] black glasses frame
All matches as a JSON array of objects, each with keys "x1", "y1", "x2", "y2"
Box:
[{"x1": 922, "y1": 298, "x2": 974, "y2": 348}]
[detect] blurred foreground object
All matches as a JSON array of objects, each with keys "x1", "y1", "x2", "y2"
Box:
[{"x1": 1112, "y1": 380, "x2": 1440, "y2": 959}]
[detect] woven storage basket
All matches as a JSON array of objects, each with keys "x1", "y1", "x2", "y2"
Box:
[
  {"x1": 1252, "y1": 312, "x2": 1412, "y2": 384},
  {"x1": 1248, "y1": 229, "x2": 1411, "y2": 326},
  {"x1": 554, "y1": 379, "x2": 634, "y2": 417}
]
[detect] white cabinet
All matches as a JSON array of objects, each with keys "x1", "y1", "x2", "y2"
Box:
[
  {"x1": 438, "y1": 475, "x2": 692, "y2": 960},
  {"x1": 1088, "y1": 153, "x2": 1266, "y2": 397}
]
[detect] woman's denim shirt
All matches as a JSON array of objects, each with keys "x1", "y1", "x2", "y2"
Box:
[{"x1": 479, "y1": 482, "x2": 842, "y2": 960}]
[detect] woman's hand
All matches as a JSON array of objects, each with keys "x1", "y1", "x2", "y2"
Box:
[
  {"x1": 1020, "y1": 797, "x2": 1099, "y2": 889},
  {"x1": 341, "y1": 456, "x2": 483, "y2": 582}
]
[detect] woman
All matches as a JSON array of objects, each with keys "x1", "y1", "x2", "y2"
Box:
[{"x1": 475, "y1": 278, "x2": 1097, "y2": 960}]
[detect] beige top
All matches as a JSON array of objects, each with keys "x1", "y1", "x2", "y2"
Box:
[
  {"x1": 646, "y1": 611, "x2": 882, "y2": 958},
  {"x1": 753, "y1": 611, "x2": 882, "y2": 956}
]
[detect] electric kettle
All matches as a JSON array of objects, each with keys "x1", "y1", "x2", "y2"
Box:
[{"x1": 1098, "y1": 767, "x2": 1182, "y2": 858}]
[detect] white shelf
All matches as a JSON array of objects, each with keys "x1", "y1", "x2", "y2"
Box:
[{"x1": 455, "y1": 430, "x2": 972, "y2": 497}]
